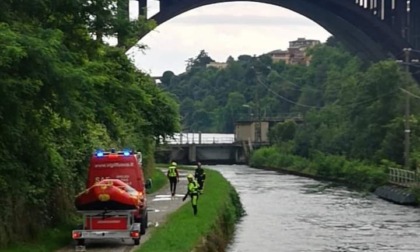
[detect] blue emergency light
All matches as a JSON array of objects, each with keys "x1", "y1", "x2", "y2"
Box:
[
  {"x1": 123, "y1": 149, "x2": 131, "y2": 156},
  {"x1": 96, "y1": 149, "x2": 104, "y2": 157}
]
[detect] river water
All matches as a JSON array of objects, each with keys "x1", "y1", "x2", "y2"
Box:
[{"x1": 209, "y1": 165, "x2": 420, "y2": 252}]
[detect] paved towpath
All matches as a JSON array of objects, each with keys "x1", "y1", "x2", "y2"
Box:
[{"x1": 56, "y1": 169, "x2": 189, "y2": 252}]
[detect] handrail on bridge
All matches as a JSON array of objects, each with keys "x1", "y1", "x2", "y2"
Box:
[
  {"x1": 388, "y1": 167, "x2": 420, "y2": 187},
  {"x1": 163, "y1": 133, "x2": 235, "y2": 145}
]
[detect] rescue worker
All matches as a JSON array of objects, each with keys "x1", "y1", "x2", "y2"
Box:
[
  {"x1": 183, "y1": 174, "x2": 200, "y2": 216},
  {"x1": 194, "y1": 162, "x2": 206, "y2": 193},
  {"x1": 167, "y1": 161, "x2": 179, "y2": 197}
]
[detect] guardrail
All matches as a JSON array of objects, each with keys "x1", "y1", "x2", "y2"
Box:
[
  {"x1": 163, "y1": 133, "x2": 235, "y2": 145},
  {"x1": 388, "y1": 167, "x2": 420, "y2": 187}
]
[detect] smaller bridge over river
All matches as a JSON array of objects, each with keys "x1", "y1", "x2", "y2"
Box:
[{"x1": 155, "y1": 133, "x2": 268, "y2": 164}]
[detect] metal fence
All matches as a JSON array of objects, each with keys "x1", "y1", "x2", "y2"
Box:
[
  {"x1": 163, "y1": 133, "x2": 235, "y2": 145},
  {"x1": 388, "y1": 167, "x2": 420, "y2": 187}
]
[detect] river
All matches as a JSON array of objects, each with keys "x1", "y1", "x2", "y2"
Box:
[{"x1": 209, "y1": 165, "x2": 420, "y2": 252}]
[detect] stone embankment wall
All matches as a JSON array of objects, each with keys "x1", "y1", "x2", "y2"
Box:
[{"x1": 374, "y1": 186, "x2": 417, "y2": 205}]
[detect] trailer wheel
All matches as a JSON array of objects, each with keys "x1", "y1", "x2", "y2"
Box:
[
  {"x1": 144, "y1": 210, "x2": 149, "y2": 229},
  {"x1": 77, "y1": 239, "x2": 85, "y2": 246},
  {"x1": 134, "y1": 238, "x2": 140, "y2": 245},
  {"x1": 140, "y1": 211, "x2": 148, "y2": 234}
]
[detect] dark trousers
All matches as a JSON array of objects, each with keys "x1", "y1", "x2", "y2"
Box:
[
  {"x1": 169, "y1": 177, "x2": 177, "y2": 196},
  {"x1": 197, "y1": 179, "x2": 204, "y2": 191}
]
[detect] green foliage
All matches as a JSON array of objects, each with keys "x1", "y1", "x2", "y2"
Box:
[
  {"x1": 137, "y1": 169, "x2": 243, "y2": 252},
  {"x1": 268, "y1": 120, "x2": 297, "y2": 144},
  {"x1": 250, "y1": 147, "x2": 388, "y2": 191},
  {"x1": 147, "y1": 168, "x2": 167, "y2": 194},
  {"x1": 161, "y1": 41, "x2": 363, "y2": 133},
  {"x1": 0, "y1": 2, "x2": 179, "y2": 247},
  {"x1": 185, "y1": 50, "x2": 215, "y2": 72},
  {"x1": 163, "y1": 39, "x2": 420, "y2": 172},
  {"x1": 409, "y1": 186, "x2": 420, "y2": 204},
  {"x1": 0, "y1": 223, "x2": 77, "y2": 252}
]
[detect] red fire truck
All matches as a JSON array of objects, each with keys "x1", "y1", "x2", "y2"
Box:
[{"x1": 72, "y1": 149, "x2": 150, "y2": 247}]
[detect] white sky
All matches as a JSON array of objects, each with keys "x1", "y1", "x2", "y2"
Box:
[{"x1": 126, "y1": 1, "x2": 332, "y2": 76}]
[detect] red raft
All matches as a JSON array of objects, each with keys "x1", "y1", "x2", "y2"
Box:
[{"x1": 75, "y1": 179, "x2": 142, "y2": 211}]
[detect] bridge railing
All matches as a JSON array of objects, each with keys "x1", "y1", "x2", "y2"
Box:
[
  {"x1": 388, "y1": 167, "x2": 420, "y2": 187},
  {"x1": 163, "y1": 133, "x2": 235, "y2": 145}
]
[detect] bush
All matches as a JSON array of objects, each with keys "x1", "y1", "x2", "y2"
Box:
[{"x1": 251, "y1": 146, "x2": 388, "y2": 190}]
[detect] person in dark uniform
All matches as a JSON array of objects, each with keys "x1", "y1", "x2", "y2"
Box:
[
  {"x1": 194, "y1": 162, "x2": 206, "y2": 193},
  {"x1": 167, "y1": 161, "x2": 179, "y2": 197},
  {"x1": 183, "y1": 174, "x2": 200, "y2": 216}
]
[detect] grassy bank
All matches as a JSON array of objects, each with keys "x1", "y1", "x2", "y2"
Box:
[
  {"x1": 0, "y1": 223, "x2": 77, "y2": 252},
  {"x1": 136, "y1": 169, "x2": 244, "y2": 252},
  {"x1": 0, "y1": 166, "x2": 168, "y2": 252},
  {"x1": 147, "y1": 168, "x2": 167, "y2": 194},
  {"x1": 251, "y1": 146, "x2": 389, "y2": 191}
]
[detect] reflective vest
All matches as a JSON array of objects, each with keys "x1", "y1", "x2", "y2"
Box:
[
  {"x1": 168, "y1": 165, "x2": 177, "y2": 177},
  {"x1": 188, "y1": 180, "x2": 199, "y2": 194}
]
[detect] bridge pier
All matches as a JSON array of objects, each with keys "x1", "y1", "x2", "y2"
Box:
[{"x1": 188, "y1": 144, "x2": 196, "y2": 163}]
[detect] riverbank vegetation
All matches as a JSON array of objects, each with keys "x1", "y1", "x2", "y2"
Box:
[
  {"x1": 137, "y1": 169, "x2": 244, "y2": 252},
  {"x1": 161, "y1": 38, "x2": 420, "y2": 190},
  {"x1": 250, "y1": 145, "x2": 388, "y2": 191},
  {"x1": 248, "y1": 53, "x2": 420, "y2": 190},
  {"x1": 0, "y1": 223, "x2": 75, "y2": 252},
  {"x1": 147, "y1": 168, "x2": 168, "y2": 194},
  {"x1": 0, "y1": 1, "x2": 180, "y2": 248}
]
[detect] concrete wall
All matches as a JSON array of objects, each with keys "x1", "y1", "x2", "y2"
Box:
[
  {"x1": 261, "y1": 122, "x2": 269, "y2": 143},
  {"x1": 197, "y1": 146, "x2": 233, "y2": 161},
  {"x1": 235, "y1": 121, "x2": 270, "y2": 143},
  {"x1": 375, "y1": 185, "x2": 417, "y2": 205},
  {"x1": 235, "y1": 124, "x2": 253, "y2": 142}
]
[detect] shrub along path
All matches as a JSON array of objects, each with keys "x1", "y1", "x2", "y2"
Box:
[{"x1": 56, "y1": 169, "x2": 190, "y2": 252}]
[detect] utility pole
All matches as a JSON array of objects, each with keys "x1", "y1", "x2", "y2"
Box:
[
  {"x1": 253, "y1": 66, "x2": 262, "y2": 146},
  {"x1": 256, "y1": 84, "x2": 262, "y2": 145},
  {"x1": 403, "y1": 47, "x2": 412, "y2": 169}
]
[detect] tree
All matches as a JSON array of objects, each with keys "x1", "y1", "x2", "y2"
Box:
[
  {"x1": 227, "y1": 55, "x2": 235, "y2": 64},
  {"x1": 268, "y1": 120, "x2": 297, "y2": 144},
  {"x1": 191, "y1": 50, "x2": 215, "y2": 68},
  {"x1": 0, "y1": 3, "x2": 179, "y2": 245},
  {"x1": 161, "y1": 71, "x2": 175, "y2": 86}
]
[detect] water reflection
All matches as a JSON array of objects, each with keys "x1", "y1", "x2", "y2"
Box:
[{"x1": 208, "y1": 165, "x2": 420, "y2": 252}]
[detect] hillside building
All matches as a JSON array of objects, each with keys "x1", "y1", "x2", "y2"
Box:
[{"x1": 267, "y1": 37, "x2": 321, "y2": 66}]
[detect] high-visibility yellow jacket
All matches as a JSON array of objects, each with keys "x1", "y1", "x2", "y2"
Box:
[{"x1": 167, "y1": 165, "x2": 179, "y2": 178}]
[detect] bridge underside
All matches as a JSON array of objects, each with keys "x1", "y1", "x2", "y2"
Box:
[{"x1": 137, "y1": 0, "x2": 420, "y2": 80}]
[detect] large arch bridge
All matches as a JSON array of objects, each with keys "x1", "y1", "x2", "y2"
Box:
[{"x1": 132, "y1": 0, "x2": 420, "y2": 78}]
